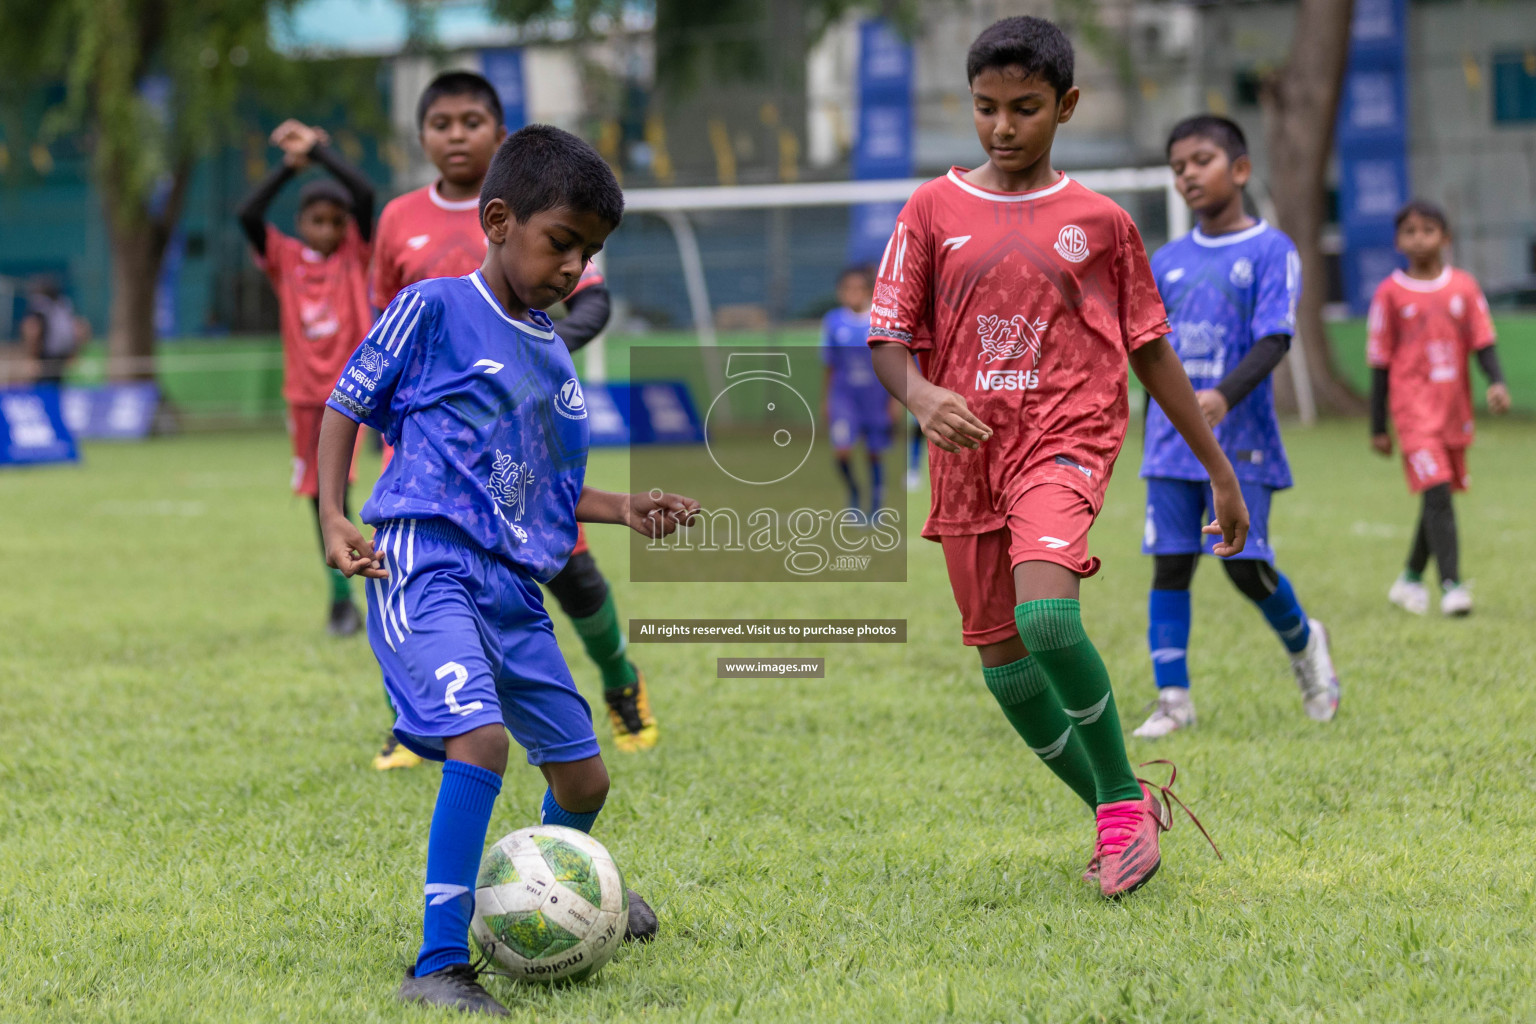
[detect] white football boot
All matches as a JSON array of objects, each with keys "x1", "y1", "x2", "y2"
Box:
[
  {"x1": 1441, "y1": 582, "x2": 1474, "y2": 617},
  {"x1": 1387, "y1": 574, "x2": 1430, "y2": 615},
  {"x1": 1132, "y1": 687, "x2": 1196, "y2": 739},
  {"x1": 1290, "y1": 618, "x2": 1340, "y2": 722}
]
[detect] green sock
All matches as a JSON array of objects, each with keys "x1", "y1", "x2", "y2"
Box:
[
  {"x1": 1403, "y1": 568, "x2": 1423, "y2": 583},
  {"x1": 570, "y1": 593, "x2": 639, "y2": 691},
  {"x1": 328, "y1": 566, "x2": 351, "y2": 604},
  {"x1": 982, "y1": 656, "x2": 1098, "y2": 809},
  {"x1": 1015, "y1": 599, "x2": 1141, "y2": 805}
]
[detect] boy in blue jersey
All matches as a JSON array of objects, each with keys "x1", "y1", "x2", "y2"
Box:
[
  {"x1": 318, "y1": 125, "x2": 698, "y2": 1015},
  {"x1": 821, "y1": 265, "x2": 893, "y2": 519},
  {"x1": 1135, "y1": 115, "x2": 1340, "y2": 739}
]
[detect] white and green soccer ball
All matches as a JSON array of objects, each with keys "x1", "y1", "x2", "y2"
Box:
[{"x1": 470, "y1": 825, "x2": 628, "y2": 983}]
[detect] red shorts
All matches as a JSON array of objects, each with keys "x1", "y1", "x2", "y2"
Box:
[
  {"x1": 938, "y1": 483, "x2": 1100, "y2": 646},
  {"x1": 1401, "y1": 442, "x2": 1469, "y2": 494},
  {"x1": 287, "y1": 404, "x2": 359, "y2": 498}
]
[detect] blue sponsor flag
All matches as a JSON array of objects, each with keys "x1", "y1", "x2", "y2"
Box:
[
  {"x1": 0, "y1": 386, "x2": 79, "y2": 466},
  {"x1": 847, "y1": 20, "x2": 913, "y2": 266},
  {"x1": 480, "y1": 49, "x2": 527, "y2": 131}
]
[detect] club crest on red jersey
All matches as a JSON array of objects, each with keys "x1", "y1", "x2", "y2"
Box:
[
  {"x1": 976, "y1": 314, "x2": 1048, "y2": 364},
  {"x1": 1053, "y1": 224, "x2": 1089, "y2": 264}
]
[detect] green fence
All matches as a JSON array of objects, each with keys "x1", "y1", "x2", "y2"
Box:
[{"x1": 57, "y1": 315, "x2": 1536, "y2": 429}]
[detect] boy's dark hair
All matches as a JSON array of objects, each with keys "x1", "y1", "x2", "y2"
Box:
[
  {"x1": 965, "y1": 16, "x2": 1074, "y2": 96},
  {"x1": 298, "y1": 178, "x2": 352, "y2": 214},
  {"x1": 1166, "y1": 114, "x2": 1248, "y2": 161},
  {"x1": 480, "y1": 124, "x2": 624, "y2": 229},
  {"x1": 1395, "y1": 198, "x2": 1449, "y2": 232},
  {"x1": 839, "y1": 264, "x2": 875, "y2": 286},
  {"x1": 416, "y1": 70, "x2": 503, "y2": 129}
]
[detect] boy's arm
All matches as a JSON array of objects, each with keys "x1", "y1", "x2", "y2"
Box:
[
  {"x1": 316, "y1": 407, "x2": 386, "y2": 578},
  {"x1": 309, "y1": 141, "x2": 377, "y2": 243},
  {"x1": 1370, "y1": 368, "x2": 1392, "y2": 453},
  {"x1": 870, "y1": 342, "x2": 991, "y2": 452},
  {"x1": 1205, "y1": 333, "x2": 1291, "y2": 425},
  {"x1": 1130, "y1": 336, "x2": 1248, "y2": 555},
  {"x1": 576, "y1": 487, "x2": 699, "y2": 538},
  {"x1": 556, "y1": 283, "x2": 611, "y2": 353},
  {"x1": 1477, "y1": 347, "x2": 1511, "y2": 414},
  {"x1": 235, "y1": 164, "x2": 295, "y2": 256}
]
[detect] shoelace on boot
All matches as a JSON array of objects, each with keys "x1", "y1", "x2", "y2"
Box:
[
  {"x1": 1093, "y1": 802, "x2": 1144, "y2": 859},
  {"x1": 1136, "y1": 758, "x2": 1222, "y2": 860}
]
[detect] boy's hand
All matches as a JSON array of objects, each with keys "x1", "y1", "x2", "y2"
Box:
[
  {"x1": 271, "y1": 119, "x2": 323, "y2": 168},
  {"x1": 625, "y1": 490, "x2": 701, "y2": 539},
  {"x1": 1487, "y1": 382, "x2": 1511, "y2": 415},
  {"x1": 1371, "y1": 433, "x2": 1393, "y2": 456},
  {"x1": 1195, "y1": 389, "x2": 1229, "y2": 428},
  {"x1": 323, "y1": 515, "x2": 388, "y2": 579},
  {"x1": 909, "y1": 385, "x2": 992, "y2": 453},
  {"x1": 1202, "y1": 474, "x2": 1249, "y2": 557}
]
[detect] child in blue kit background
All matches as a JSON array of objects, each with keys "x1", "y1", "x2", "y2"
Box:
[
  {"x1": 821, "y1": 265, "x2": 894, "y2": 520},
  {"x1": 1136, "y1": 115, "x2": 1340, "y2": 739},
  {"x1": 317, "y1": 125, "x2": 698, "y2": 1016}
]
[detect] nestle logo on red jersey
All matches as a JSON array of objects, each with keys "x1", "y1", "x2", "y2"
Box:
[{"x1": 975, "y1": 368, "x2": 1039, "y2": 391}]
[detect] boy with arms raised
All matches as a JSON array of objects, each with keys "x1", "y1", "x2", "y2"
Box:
[
  {"x1": 821, "y1": 265, "x2": 894, "y2": 520},
  {"x1": 1134, "y1": 115, "x2": 1340, "y2": 738},
  {"x1": 368, "y1": 71, "x2": 661, "y2": 769},
  {"x1": 869, "y1": 17, "x2": 1244, "y2": 898},
  {"x1": 237, "y1": 119, "x2": 375, "y2": 636},
  {"x1": 1370, "y1": 199, "x2": 1510, "y2": 616},
  {"x1": 320, "y1": 125, "x2": 696, "y2": 1014}
]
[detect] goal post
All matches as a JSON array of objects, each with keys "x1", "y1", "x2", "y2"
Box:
[{"x1": 589, "y1": 169, "x2": 1315, "y2": 425}]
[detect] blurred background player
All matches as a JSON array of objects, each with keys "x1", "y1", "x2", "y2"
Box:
[
  {"x1": 237, "y1": 118, "x2": 374, "y2": 637},
  {"x1": 869, "y1": 17, "x2": 1238, "y2": 899},
  {"x1": 367, "y1": 70, "x2": 658, "y2": 770},
  {"x1": 1135, "y1": 115, "x2": 1340, "y2": 738},
  {"x1": 318, "y1": 127, "x2": 682, "y2": 1011},
  {"x1": 821, "y1": 264, "x2": 893, "y2": 522},
  {"x1": 1369, "y1": 199, "x2": 1510, "y2": 617},
  {"x1": 18, "y1": 275, "x2": 89, "y2": 386}
]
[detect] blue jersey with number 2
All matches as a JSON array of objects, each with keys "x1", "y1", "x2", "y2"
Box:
[
  {"x1": 1142, "y1": 221, "x2": 1299, "y2": 489},
  {"x1": 327, "y1": 271, "x2": 590, "y2": 581}
]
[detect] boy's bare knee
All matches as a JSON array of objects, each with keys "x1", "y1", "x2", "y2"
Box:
[
  {"x1": 546, "y1": 756, "x2": 609, "y2": 813},
  {"x1": 444, "y1": 723, "x2": 509, "y2": 776}
]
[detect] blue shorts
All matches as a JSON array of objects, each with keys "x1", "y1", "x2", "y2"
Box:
[
  {"x1": 828, "y1": 391, "x2": 891, "y2": 453},
  {"x1": 1141, "y1": 477, "x2": 1276, "y2": 562},
  {"x1": 366, "y1": 518, "x2": 599, "y2": 766}
]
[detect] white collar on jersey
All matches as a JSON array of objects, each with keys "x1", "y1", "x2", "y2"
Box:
[
  {"x1": 1390, "y1": 266, "x2": 1454, "y2": 293},
  {"x1": 945, "y1": 168, "x2": 1072, "y2": 202},
  {"x1": 1191, "y1": 220, "x2": 1269, "y2": 247},
  {"x1": 429, "y1": 182, "x2": 481, "y2": 212},
  {"x1": 468, "y1": 271, "x2": 557, "y2": 338}
]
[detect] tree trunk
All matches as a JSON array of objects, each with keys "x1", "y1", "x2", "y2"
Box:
[
  {"x1": 99, "y1": 154, "x2": 191, "y2": 383},
  {"x1": 1260, "y1": 0, "x2": 1364, "y2": 415}
]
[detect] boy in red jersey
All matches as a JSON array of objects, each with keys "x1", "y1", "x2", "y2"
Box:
[
  {"x1": 367, "y1": 71, "x2": 659, "y2": 770},
  {"x1": 238, "y1": 119, "x2": 375, "y2": 637},
  {"x1": 1368, "y1": 200, "x2": 1510, "y2": 617},
  {"x1": 869, "y1": 17, "x2": 1246, "y2": 899}
]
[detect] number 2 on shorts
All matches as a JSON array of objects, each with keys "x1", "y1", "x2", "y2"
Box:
[{"x1": 436, "y1": 661, "x2": 484, "y2": 716}]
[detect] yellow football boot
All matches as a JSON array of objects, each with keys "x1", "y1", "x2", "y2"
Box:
[
  {"x1": 372, "y1": 734, "x2": 424, "y2": 771},
  {"x1": 604, "y1": 672, "x2": 659, "y2": 753}
]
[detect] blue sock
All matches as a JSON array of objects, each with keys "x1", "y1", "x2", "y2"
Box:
[
  {"x1": 1148, "y1": 589, "x2": 1191, "y2": 689},
  {"x1": 835, "y1": 457, "x2": 860, "y2": 510},
  {"x1": 541, "y1": 788, "x2": 601, "y2": 834},
  {"x1": 1258, "y1": 572, "x2": 1311, "y2": 653},
  {"x1": 416, "y1": 760, "x2": 502, "y2": 977},
  {"x1": 908, "y1": 428, "x2": 922, "y2": 469},
  {"x1": 868, "y1": 457, "x2": 884, "y2": 513}
]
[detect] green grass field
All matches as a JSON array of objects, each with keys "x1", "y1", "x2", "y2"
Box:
[{"x1": 4, "y1": 419, "x2": 1536, "y2": 1023}]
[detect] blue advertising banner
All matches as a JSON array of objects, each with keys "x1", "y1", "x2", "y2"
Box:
[
  {"x1": 0, "y1": 386, "x2": 79, "y2": 466},
  {"x1": 847, "y1": 20, "x2": 913, "y2": 265},
  {"x1": 61, "y1": 383, "x2": 159, "y2": 440},
  {"x1": 585, "y1": 381, "x2": 703, "y2": 448},
  {"x1": 1335, "y1": 0, "x2": 1409, "y2": 314},
  {"x1": 480, "y1": 49, "x2": 527, "y2": 131}
]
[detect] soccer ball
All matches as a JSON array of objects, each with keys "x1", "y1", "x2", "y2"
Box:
[{"x1": 470, "y1": 825, "x2": 628, "y2": 983}]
